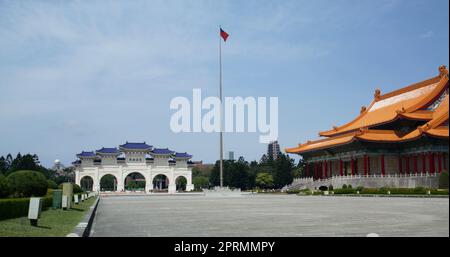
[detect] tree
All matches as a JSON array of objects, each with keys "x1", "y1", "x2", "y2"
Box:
[
  {"x1": 7, "y1": 170, "x2": 48, "y2": 197},
  {"x1": 0, "y1": 156, "x2": 7, "y2": 175},
  {"x1": 47, "y1": 179, "x2": 58, "y2": 189},
  {"x1": 0, "y1": 174, "x2": 10, "y2": 198},
  {"x1": 272, "y1": 154, "x2": 295, "y2": 188},
  {"x1": 255, "y1": 172, "x2": 274, "y2": 189},
  {"x1": 192, "y1": 176, "x2": 209, "y2": 190}
]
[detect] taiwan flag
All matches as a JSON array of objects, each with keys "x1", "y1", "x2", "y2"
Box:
[{"x1": 220, "y1": 28, "x2": 229, "y2": 42}]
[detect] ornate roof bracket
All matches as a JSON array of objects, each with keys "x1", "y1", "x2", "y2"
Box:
[{"x1": 439, "y1": 65, "x2": 448, "y2": 78}]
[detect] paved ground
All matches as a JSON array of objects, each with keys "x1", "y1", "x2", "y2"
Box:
[{"x1": 91, "y1": 194, "x2": 449, "y2": 237}]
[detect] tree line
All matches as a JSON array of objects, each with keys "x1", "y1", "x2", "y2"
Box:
[
  {"x1": 0, "y1": 153, "x2": 73, "y2": 184},
  {"x1": 193, "y1": 153, "x2": 306, "y2": 190}
]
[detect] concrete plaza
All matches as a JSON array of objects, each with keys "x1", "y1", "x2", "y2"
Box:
[{"x1": 91, "y1": 194, "x2": 449, "y2": 237}]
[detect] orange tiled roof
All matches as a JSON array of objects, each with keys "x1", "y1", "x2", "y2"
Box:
[
  {"x1": 319, "y1": 66, "x2": 449, "y2": 137},
  {"x1": 286, "y1": 66, "x2": 449, "y2": 155}
]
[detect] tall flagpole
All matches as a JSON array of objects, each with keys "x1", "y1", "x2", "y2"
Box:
[{"x1": 219, "y1": 26, "x2": 224, "y2": 188}]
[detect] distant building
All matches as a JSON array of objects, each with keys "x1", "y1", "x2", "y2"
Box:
[
  {"x1": 267, "y1": 141, "x2": 281, "y2": 160},
  {"x1": 228, "y1": 151, "x2": 235, "y2": 161},
  {"x1": 52, "y1": 159, "x2": 65, "y2": 171}
]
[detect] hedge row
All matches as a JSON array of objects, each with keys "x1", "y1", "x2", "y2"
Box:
[
  {"x1": 0, "y1": 195, "x2": 53, "y2": 221},
  {"x1": 333, "y1": 187, "x2": 449, "y2": 195}
]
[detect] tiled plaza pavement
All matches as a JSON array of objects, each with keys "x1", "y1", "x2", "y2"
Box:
[{"x1": 91, "y1": 194, "x2": 449, "y2": 237}]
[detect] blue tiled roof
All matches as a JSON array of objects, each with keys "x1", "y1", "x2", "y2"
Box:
[
  {"x1": 96, "y1": 147, "x2": 120, "y2": 154},
  {"x1": 174, "y1": 152, "x2": 192, "y2": 159},
  {"x1": 77, "y1": 151, "x2": 96, "y2": 157},
  {"x1": 119, "y1": 142, "x2": 152, "y2": 150},
  {"x1": 151, "y1": 148, "x2": 175, "y2": 155}
]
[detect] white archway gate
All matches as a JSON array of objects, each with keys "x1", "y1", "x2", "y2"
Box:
[{"x1": 76, "y1": 166, "x2": 194, "y2": 194}]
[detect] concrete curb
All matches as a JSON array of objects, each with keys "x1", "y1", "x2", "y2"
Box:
[{"x1": 66, "y1": 196, "x2": 100, "y2": 237}]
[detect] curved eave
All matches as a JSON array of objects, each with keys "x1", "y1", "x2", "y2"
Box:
[
  {"x1": 424, "y1": 127, "x2": 449, "y2": 139},
  {"x1": 285, "y1": 134, "x2": 357, "y2": 154},
  {"x1": 398, "y1": 110, "x2": 433, "y2": 121},
  {"x1": 319, "y1": 75, "x2": 448, "y2": 137},
  {"x1": 119, "y1": 147, "x2": 152, "y2": 152}
]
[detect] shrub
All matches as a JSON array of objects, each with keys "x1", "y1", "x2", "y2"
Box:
[
  {"x1": 0, "y1": 195, "x2": 53, "y2": 221},
  {"x1": 430, "y1": 189, "x2": 449, "y2": 195},
  {"x1": 347, "y1": 185, "x2": 353, "y2": 189},
  {"x1": 0, "y1": 174, "x2": 10, "y2": 198},
  {"x1": 47, "y1": 180, "x2": 58, "y2": 189},
  {"x1": 333, "y1": 188, "x2": 356, "y2": 194},
  {"x1": 73, "y1": 184, "x2": 83, "y2": 193},
  {"x1": 328, "y1": 185, "x2": 334, "y2": 191},
  {"x1": 439, "y1": 171, "x2": 449, "y2": 189},
  {"x1": 7, "y1": 170, "x2": 48, "y2": 197},
  {"x1": 0, "y1": 198, "x2": 30, "y2": 220},
  {"x1": 356, "y1": 186, "x2": 364, "y2": 192},
  {"x1": 342, "y1": 184, "x2": 347, "y2": 189},
  {"x1": 286, "y1": 189, "x2": 301, "y2": 194},
  {"x1": 360, "y1": 188, "x2": 381, "y2": 194}
]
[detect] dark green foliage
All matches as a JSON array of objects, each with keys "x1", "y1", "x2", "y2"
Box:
[
  {"x1": 255, "y1": 173, "x2": 274, "y2": 189},
  {"x1": 100, "y1": 175, "x2": 116, "y2": 191},
  {"x1": 0, "y1": 153, "x2": 56, "y2": 179},
  {"x1": 192, "y1": 176, "x2": 209, "y2": 190},
  {"x1": 0, "y1": 174, "x2": 10, "y2": 198},
  {"x1": 209, "y1": 153, "x2": 295, "y2": 190},
  {"x1": 439, "y1": 171, "x2": 449, "y2": 189},
  {"x1": 47, "y1": 180, "x2": 58, "y2": 189},
  {"x1": 7, "y1": 170, "x2": 48, "y2": 197},
  {"x1": 333, "y1": 188, "x2": 356, "y2": 194},
  {"x1": 73, "y1": 184, "x2": 83, "y2": 194},
  {"x1": 356, "y1": 186, "x2": 364, "y2": 191},
  {"x1": 342, "y1": 184, "x2": 347, "y2": 189},
  {"x1": 286, "y1": 189, "x2": 301, "y2": 194},
  {"x1": 0, "y1": 196, "x2": 52, "y2": 221},
  {"x1": 176, "y1": 176, "x2": 187, "y2": 191}
]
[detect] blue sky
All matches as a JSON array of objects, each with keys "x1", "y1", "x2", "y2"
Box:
[{"x1": 0, "y1": 0, "x2": 448, "y2": 167}]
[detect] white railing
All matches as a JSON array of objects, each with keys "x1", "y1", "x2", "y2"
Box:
[{"x1": 283, "y1": 172, "x2": 439, "y2": 191}]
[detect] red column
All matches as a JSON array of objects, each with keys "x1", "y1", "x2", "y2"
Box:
[
  {"x1": 405, "y1": 155, "x2": 410, "y2": 175},
  {"x1": 398, "y1": 155, "x2": 403, "y2": 175},
  {"x1": 339, "y1": 159, "x2": 343, "y2": 176},
  {"x1": 363, "y1": 155, "x2": 368, "y2": 176},
  {"x1": 329, "y1": 161, "x2": 332, "y2": 177},
  {"x1": 367, "y1": 156, "x2": 371, "y2": 175},
  {"x1": 305, "y1": 162, "x2": 310, "y2": 178},
  {"x1": 381, "y1": 155, "x2": 385, "y2": 176},
  {"x1": 422, "y1": 153, "x2": 426, "y2": 174},
  {"x1": 413, "y1": 155, "x2": 418, "y2": 175},
  {"x1": 438, "y1": 153, "x2": 442, "y2": 174},
  {"x1": 429, "y1": 153, "x2": 435, "y2": 174},
  {"x1": 351, "y1": 158, "x2": 355, "y2": 176}
]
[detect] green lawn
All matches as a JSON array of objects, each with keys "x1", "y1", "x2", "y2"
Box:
[{"x1": 0, "y1": 197, "x2": 97, "y2": 237}]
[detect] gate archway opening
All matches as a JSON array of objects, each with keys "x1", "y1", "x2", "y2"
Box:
[
  {"x1": 176, "y1": 176, "x2": 187, "y2": 192},
  {"x1": 80, "y1": 176, "x2": 94, "y2": 192},
  {"x1": 153, "y1": 174, "x2": 169, "y2": 193},
  {"x1": 100, "y1": 174, "x2": 118, "y2": 192},
  {"x1": 125, "y1": 172, "x2": 146, "y2": 192}
]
